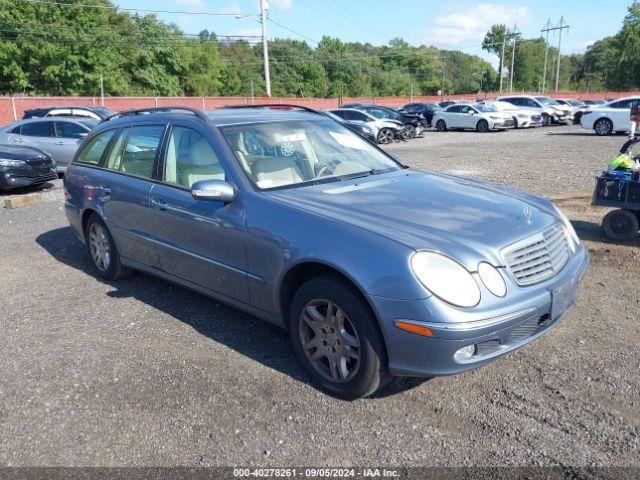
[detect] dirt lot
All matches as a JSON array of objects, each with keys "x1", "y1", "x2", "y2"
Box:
[{"x1": 0, "y1": 125, "x2": 638, "y2": 469}]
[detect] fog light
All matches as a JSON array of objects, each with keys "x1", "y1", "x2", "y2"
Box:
[{"x1": 454, "y1": 344, "x2": 476, "y2": 362}]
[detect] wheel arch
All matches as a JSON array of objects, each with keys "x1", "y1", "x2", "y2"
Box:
[
  {"x1": 593, "y1": 116, "x2": 614, "y2": 132},
  {"x1": 278, "y1": 259, "x2": 391, "y2": 366}
]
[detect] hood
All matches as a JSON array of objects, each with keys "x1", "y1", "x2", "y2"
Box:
[
  {"x1": 267, "y1": 170, "x2": 558, "y2": 269},
  {"x1": 376, "y1": 119, "x2": 403, "y2": 128},
  {"x1": 0, "y1": 144, "x2": 49, "y2": 160}
]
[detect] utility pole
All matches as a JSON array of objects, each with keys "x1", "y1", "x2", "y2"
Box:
[
  {"x1": 554, "y1": 16, "x2": 569, "y2": 92},
  {"x1": 99, "y1": 72, "x2": 104, "y2": 106},
  {"x1": 440, "y1": 56, "x2": 446, "y2": 99},
  {"x1": 541, "y1": 19, "x2": 552, "y2": 93},
  {"x1": 498, "y1": 35, "x2": 506, "y2": 94},
  {"x1": 409, "y1": 82, "x2": 413, "y2": 102},
  {"x1": 509, "y1": 25, "x2": 520, "y2": 93},
  {"x1": 260, "y1": 0, "x2": 271, "y2": 97},
  {"x1": 541, "y1": 17, "x2": 569, "y2": 93}
]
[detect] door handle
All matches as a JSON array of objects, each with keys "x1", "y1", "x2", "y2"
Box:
[
  {"x1": 54, "y1": 141, "x2": 65, "y2": 145},
  {"x1": 13, "y1": 138, "x2": 24, "y2": 144},
  {"x1": 100, "y1": 186, "x2": 111, "y2": 196},
  {"x1": 150, "y1": 197, "x2": 167, "y2": 210}
]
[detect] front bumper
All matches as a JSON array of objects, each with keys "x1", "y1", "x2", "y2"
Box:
[
  {"x1": 553, "y1": 112, "x2": 573, "y2": 124},
  {"x1": 0, "y1": 168, "x2": 57, "y2": 190},
  {"x1": 369, "y1": 246, "x2": 589, "y2": 377},
  {"x1": 493, "y1": 118, "x2": 516, "y2": 129}
]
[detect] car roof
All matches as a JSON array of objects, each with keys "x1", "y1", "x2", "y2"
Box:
[{"x1": 9, "y1": 116, "x2": 97, "y2": 126}]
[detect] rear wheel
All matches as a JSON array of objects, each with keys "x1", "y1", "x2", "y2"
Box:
[
  {"x1": 594, "y1": 118, "x2": 614, "y2": 136},
  {"x1": 376, "y1": 128, "x2": 395, "y2": 144},
  {"x1": 85, "y1": 213, "x2": 130, "y2": 280},
  {"x1": 476, "y1": 119, "x2": 489, "y2": 133},
  {"x1": 602, "y1": 209, "x2": 638, "y2": 241},
  {"x1": 436, "y1": 120, "x2": 447, "y2": 132},
  {"x1": 288, "y1": 274, "x2": 390, "y2": 400}
]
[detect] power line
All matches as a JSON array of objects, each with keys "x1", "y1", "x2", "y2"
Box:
[
  {"x1": 266, "y1": 17, "x2": 319, "y2": 45},
  {"x1": 323, "y1": 0, "x2": 386, "y2": 41},
  {"x1": 23, "y1": 0, "x2": 254, "y2": 17}
]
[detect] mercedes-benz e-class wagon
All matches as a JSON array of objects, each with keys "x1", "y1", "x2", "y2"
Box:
[{"x1": 64, "y1": 105, "x2": 589, "y2": 399}]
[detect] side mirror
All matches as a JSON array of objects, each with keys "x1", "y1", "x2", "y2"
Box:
[
  {"x1": 79, "y1": 132, "x2": 88, "y2": 139},
  {"x1": 468, "y1": 110, "x2": 475, "y2": 115},
  {"x1": 191, "y1": 179, "x2": 235, "y2": 203}
]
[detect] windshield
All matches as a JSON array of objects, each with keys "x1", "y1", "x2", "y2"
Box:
[
  {"x1": 220, "y1": 119, "x2": 402, "y2": 190},
  {"x1": 475, "y1": 104, "x2": 496, "y2": 113},
  {"x1": 536, "y1": 96, "x2": 560, "y2": 106}
]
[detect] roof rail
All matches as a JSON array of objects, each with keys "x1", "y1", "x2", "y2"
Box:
[
  {"x1": 221, "y1": 103, "x2": 324, "y2": 115},
  {"x1": 102, "y1": 106, "x2": 210, "y2": 123}
]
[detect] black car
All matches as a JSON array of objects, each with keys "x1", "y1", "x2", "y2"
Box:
[
  {"x1": 400, "y1": 102, "x2": 441, "y2": 127},
  {"x1": 23, "y1": 106, "x2": 115, "y2": 121},
  {"x1": 0, "y1": 145, "x2": 57, "y2": 191},
  {"x1": 438, "y1": 100, "x2": 456, "y2": 109},
  {"x1": 341, "y1": 103, "x2": 425, "y2": 139}
]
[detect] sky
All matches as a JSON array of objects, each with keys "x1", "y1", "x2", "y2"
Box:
[{"x1": 125, "y1": 0, "x2": 633, "y2": 66}]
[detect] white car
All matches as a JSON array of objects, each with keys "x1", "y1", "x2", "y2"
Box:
[
  {"x1": 433, "y1": 104, "x2": 516, "y2": 132},
  {"x1": 481, "y1": 101, "x2": 543, "y2": 128},
  {"x1": 580, "y1": 97, "x2": 640, "y2": 136},
  {"x1": 328, "y1": 108, "x2": 403, "y2": 144},
  {"x1": 496, "y1": 95, "x2": 573, "y2": 125}
]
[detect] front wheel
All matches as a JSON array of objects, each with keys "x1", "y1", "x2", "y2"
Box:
[
  {"x1": 376, "y1": 128, "x2": 395, "y2": 144},
  {"x1": 288, "y1": 274, "x2": 390, "y2": 400},
  {"x1": 435, "y1": 119, "x2": 447, "y2": 132},
  {"x1": 594, "y1": 118, "x2": 614, "y2": 136},
  {"x1": 401, "y1": 124, "x2": 416, "y2": 140},
  {"x1": 85, "y1": 213, "x2": 130, "y2": 280},
  {"x1": 476, "y1": 119, "x2": 489, "y2": 133},
  {"x1": 602, "y1": 209, "x2": 638, "y2": 241},
  {"x1": 541, "y1": 113, "x2": 551, "y2": 126}
]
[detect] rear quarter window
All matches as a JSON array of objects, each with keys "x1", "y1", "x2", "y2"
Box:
[{"x1": 75, "y1": 129, "x2": 117, "y2": 165}]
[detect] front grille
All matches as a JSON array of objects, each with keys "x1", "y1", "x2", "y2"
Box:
[
  {"x1": 503, "y1": 224, "x2": 570, "y2": 286},
  {"x1": 511, "y1": 315, "x2": 550, "y2": 342},
  {"x1": 476, "y1": 339, "x2": 501, "y2": 356},
  {"x1": 532, "y1": 115, "x2": 542, "y2": 122},
  {"x1": 26, "y1": 157, "x2": 52, "y2": 168}
]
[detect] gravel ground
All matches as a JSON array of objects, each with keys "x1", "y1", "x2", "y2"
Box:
[{"x1": 0, "y1": 125, "x2": 639, "y2": 469}]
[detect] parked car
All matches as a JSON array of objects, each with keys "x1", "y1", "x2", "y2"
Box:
[
  {"x1": 342, "y1": 103, "x2": 425, "y2": 139},
  {"x1": 496, "y1": 95, "x2": 572, "y2": 126},
  {"x1": 573, "y1": 99, "x2": 606, "y2": 124},
  {"x1": 433, "y1": 104, "x2": 516, "y2": 132},
  {"x1": 0, "y1": 117, "x2": 98, "y2": 172},
  {"x1": 23, "y1": 106, "x2": 115, "y2": 121},
  {"x1": 580, "y1": 97, "x2": 640, "y2": 136},
  {"x1": 63, "y1": 105, "x2": 588, "y2": 399},
  {"x1": 480, "y1": 101, "x2": 543, "y2": 128},
  {"x1": 322, "y1": 111, "x2": 377, "y2": 143},
  {"x1": 328, "y1": 108, "x2": 402, "y2": 144},
  {"x1": 0, "y1": 144, "x2": 57, "y2": 191},
  {"x1": 400, "y1": 102, "x2": 441, "y2": 127},
  {"x1": 438, "y1": 100, "x2": 456, "y2": 109}
]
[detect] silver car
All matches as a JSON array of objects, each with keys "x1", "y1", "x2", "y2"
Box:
[
  {"x1": 0, "y1": 117, "x2": 97, "y2": 173},
  {"x1": 329, "y1": 108, "x2": 403, "y2": 144}
]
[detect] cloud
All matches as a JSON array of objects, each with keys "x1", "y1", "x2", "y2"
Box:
[
  {"x1": 425, "y1": 3, "x2": 530, "y2": 47},
  {"x1": 270, "y1": 0, "x2": 293, "y2": 11}
]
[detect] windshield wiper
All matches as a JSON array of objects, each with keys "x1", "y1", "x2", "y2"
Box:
[{"x1": 339, "y1": 169, "x2": 383, "y2": 181}]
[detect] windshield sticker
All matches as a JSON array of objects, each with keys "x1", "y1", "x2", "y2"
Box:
[
  {"x1": 257, "y1": 179, "x2": 274, "y2": 188},
  {"x1": 274, "y1": 132, "x2": 306, "y2": 142},
  {"x1": 329, "y1": 131, "x2": 367, "y2": 150}
]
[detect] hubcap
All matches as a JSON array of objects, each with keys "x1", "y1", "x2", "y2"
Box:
[
  {"x1": 299, "y1": 299, "x2": 361, "y2": 383},
  {"x1": 88, "y1": 223, "x2": 111, "y2": 271},
  {"x1": 595, "y1": 120, "x2": 610, "y2": 135},
  {"x1": 379, "y1": 129, "x2": 394, "y2": 144},
  {"x1": 611, "y1": 214, "x2": 632, "y2": 234}
]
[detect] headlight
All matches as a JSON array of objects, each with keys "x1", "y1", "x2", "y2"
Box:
[
  {"x1": 517, "y1": 114, "x2": 528, "y2": 118},
  {"x1": 362, "y1": 126, "x2": 374, "y2": 134},
  {"x1": 0, "y1": 158, "x2": 26, "y2": 167},
  {"x1": 553, "y1": 204, "x2": 580, "y2": 252},
  {"x1": 411, "y1": 252, "x2": 481, "y2": 308},
  {"x1": 489, "y1": 116, "x2": 501, "y2": 120},
  {"x1": 477, "y1": 262, "x2": 507, "y2": 297}
]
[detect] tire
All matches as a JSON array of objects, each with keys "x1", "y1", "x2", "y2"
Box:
[
  {"x1": 85, "y1": 213, "x2": 130, "y2": 280},
  {"x1": 541, "y1": 113, "x2": 551, "y2": 126},
  {"x1": 401, "y1": 124, "x2": 416, "y2": 140},
  {"x1": 436, "y1": 120, "x2": 447, "y2": 132},
  {"x1": 476, "y1": 119, "x2": 489, "y2": 133},
  {"x1": 574, "y1": 112, "x2": 582, "y2": 124},
  {"x1": 376, "y1": 128, "x2": 394, "y2": 144},
  {"x1": 594, "y1": 118, "x2": 614, "y2": 136},
  {"x1": 602, "y1": 209, "x2": 639, "y2": 241},
  {"x1": 288, "y1": 274, "x2": 390, "y2": 400}
]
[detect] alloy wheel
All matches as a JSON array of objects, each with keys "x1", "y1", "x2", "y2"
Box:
[
  {"x1": 88, "y1": 222, "x2": 111, "y2": 272},
  {"x1": 377, "y1": 128, "x2": 394, "y2": 144},
  {"x1": 594, "y1": 119, "x2": 613, "y2": 136},
  {"x1": 298, "y1": 299, "x2": 361, "y2": 383}
]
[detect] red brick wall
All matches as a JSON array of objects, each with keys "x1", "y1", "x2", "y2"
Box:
[{"x1": 1, "y1": 92, "x2": 637, "y2": 126}]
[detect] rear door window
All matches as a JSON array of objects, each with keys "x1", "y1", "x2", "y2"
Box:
[
  {"x1": 76, "y1": 129, "x2": 117, "y2": 165},
  {"x1": 55, "y1": 121, "x2": 88, "y2": 139},
  {"x1": 120, "y1": 125, "x2": 165, "y2": 179},
  {"x1": 19, "y1": 121, "x2": 53, "y2": 137}
]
